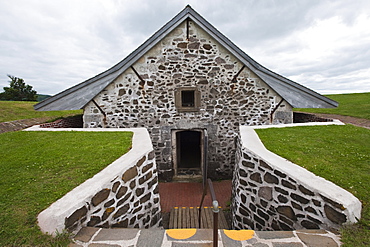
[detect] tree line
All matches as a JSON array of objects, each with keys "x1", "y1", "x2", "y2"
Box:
[{"x1": 0, "y1": 75, "x2": 37, "y2": 101}]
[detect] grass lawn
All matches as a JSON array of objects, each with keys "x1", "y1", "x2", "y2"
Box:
[
  {"x1": 256, "y1": 125, "x2": 370, "y2": 247},
  {"x1": 0, "y1": 131, "x2": 133, "y2": 246},
  {"x1": 0, "y1": 101, "x2": 82, "y2": 122},
  {"x1": 294, "y1": 92, "x2": 370, "y2": 120}
]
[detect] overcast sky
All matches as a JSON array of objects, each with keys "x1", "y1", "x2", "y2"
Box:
[{"x1": 1, "y1": 0, "x2": 369, "y2": 96}]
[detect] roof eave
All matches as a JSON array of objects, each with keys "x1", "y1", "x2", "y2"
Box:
[
  {"x1": 34, "y1": 5, "x2": 337, "y2": 111},
  {"x1": 185, "y1": 8, "x2": 338, "y2": 109},
  {"x1": 34, "y1": 6, "x2": 193, "y2": 111}
]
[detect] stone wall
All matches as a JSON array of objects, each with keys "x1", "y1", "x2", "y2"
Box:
[
  {"x1": 293, "y1": 112, "x2": 333, "y2": 123},
  {"x1": 0, "y1": 118, "x2": 50, "y2": 133},
  {"x1": 30, "y1": 127, "x2": 162, "y2": 236},
  {"x1": 83, "y1": 20, "x2": 292, "y2": 180},
  {"x1": 232, "y1": 125, "x2": 361, "y2": 231},
  {"x1": 64, "y1": 151, "x2": 161, "y2": 232},
  {"x1": 40, "y1": 115, "x2": 83, "y2": 128}
]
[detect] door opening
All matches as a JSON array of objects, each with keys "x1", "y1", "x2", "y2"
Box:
[{"x1": 174, "y1": 130, "x2": 203, "y2": 176}]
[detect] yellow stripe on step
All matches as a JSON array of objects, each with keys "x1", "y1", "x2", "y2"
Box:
[
  {"x1": 223, "y1": 229, "x2": 255, "y2": 241},
  {"x1": 166, "y1": 229, "x2": 197, "y2": 240}
]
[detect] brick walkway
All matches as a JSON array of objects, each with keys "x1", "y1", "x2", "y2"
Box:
[{"x1": 159, "y1": 180, "x2": 232, "y2": 212}]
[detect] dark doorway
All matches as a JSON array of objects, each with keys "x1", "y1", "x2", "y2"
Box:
[{"x1": 176, "y1": 130, "x2": 201, "y2": 170}]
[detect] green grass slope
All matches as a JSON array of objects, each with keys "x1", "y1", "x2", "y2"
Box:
[
  {"x1": 0, "y1": 131, "x2": 132, "y2": 246},
  {"x1": 0, "y1": 101, "x2": 82, "y2": 123},
  {"x1": 256, "y1": 125, "x2": 370, "y2": 246},
  {"x1": 295, "y1": 92, "x2": 370, "y2": 120},
  {"x1": 259, "y1": 90, "x2": 370, "y2": 247}
]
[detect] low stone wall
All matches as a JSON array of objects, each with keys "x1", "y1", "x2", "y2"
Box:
[
  {"x1": 293, "y1": 112, "x2": 332, "y2": 123},
  {"x1": 25, "y1": 127, "x2": 161, "y2": 236},
  {"x1": 232, "y1": 124, "x2": 361, "y2": 231},
  {"x1": 40, "y1": 115, "x2": 83, "y2": 128},
  {"x1": 0, "y1": 118, "x2": 50, "y2": 133}
]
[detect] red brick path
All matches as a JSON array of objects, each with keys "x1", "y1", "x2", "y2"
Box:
[{"x1": 159, "y1": 180, "x2": 232, "y2": 212}]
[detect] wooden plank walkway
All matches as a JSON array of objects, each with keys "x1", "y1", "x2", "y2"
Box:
[{"x1": 169, "y1": 207, "x2": 229, "y2": 229}]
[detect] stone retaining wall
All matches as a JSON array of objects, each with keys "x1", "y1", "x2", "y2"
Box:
[
  {"x1": 25, "y1": 127, "x2": 162, "y2": 236},
  {"x1": 0, "y1": 118, "x2": 50, "y2": 133},
  {"x1": 40, "y1": 115, "x2": 83, "y2": 128},
  {"x1": 64, "y1": 150, "x2": 161, "y2": 232},
  {"x1": 232, "y1": 125, "x2": 361, "y2": 231},
  {"x1": 293, "y1": 112, "x2": 332, "y2": 123}
]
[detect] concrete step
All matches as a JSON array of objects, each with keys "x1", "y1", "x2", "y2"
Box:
[{"x1": 70, "y1": 227, "x2": 341, "y2": 247}]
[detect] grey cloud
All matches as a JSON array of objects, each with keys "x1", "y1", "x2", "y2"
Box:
[{"x1": 0, "y1": 0, "x2": 369, "y2": 95}]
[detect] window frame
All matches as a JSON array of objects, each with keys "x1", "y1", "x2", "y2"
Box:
[{"x1": 175, "y1": 87, "x2": 200, "y2": 112}]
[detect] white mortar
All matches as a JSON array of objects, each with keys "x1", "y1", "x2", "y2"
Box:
[
  {"x1": 24, "y1": 126, "x2": 153, "y2": 235},
  {"x1": 239, "y1": 121, "x2": 362, "y2": 223}
]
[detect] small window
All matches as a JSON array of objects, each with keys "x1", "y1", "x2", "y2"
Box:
[
  {"x1": 181, "y1": 90, "x2": 195, "y2": 107},
  {"x1": 175, "y1": 87, "x2": 200, "y2": 112}
]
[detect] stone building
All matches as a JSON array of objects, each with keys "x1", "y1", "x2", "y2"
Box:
[{"x1": 35, "y1": 6, "x2": 337, "y2": 181}]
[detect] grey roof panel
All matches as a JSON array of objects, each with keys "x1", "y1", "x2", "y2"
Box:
[
  {"x1": 34, "y1": 7, "x2": 191, "y2": 111},
  {"x1": 255, "y1": 70, "x2": 337, "y2": 108},
  {"x1": 184, "y1": 7, "x2": 337, "y2": 108},
  {"x1": 34, "y1": 5, "x2": 337, "y2": 111}
]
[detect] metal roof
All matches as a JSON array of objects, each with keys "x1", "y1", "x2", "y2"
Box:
[{"x1": 34, "y1": 5, "x2": 338, "y2": 111}]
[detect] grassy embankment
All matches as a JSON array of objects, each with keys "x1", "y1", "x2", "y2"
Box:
[
  {"x1": 0, "y1": 100, "x2": 82, "y2": 123},
  {"x1": 295, "y1": 92, "x2": 370, "y2": 120},
  {"x1": 0, "y1": 93, "x2": 368, "y2": 246},
  {"x1": 0, "y1": 131, "x2": 133, "y2": 246},
  {"x1": 256, "y1": 92, "x2": 370, "y2": 246}
]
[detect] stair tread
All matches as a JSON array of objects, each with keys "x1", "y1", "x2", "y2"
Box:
[{"x1": 169, "y1": 207, "x2": 229, "y2": 229}]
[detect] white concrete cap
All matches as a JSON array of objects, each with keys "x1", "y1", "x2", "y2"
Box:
[
  {"x1": 239, "y1": 122, "x2": 362, "y2": 223},
  {"x1": 24, "y1": 127, "x2": 153, "y2": 235}
]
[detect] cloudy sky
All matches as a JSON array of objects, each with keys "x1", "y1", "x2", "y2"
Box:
[{"x1": 1, "y1": 0, "x2": 369, "y2": 96}]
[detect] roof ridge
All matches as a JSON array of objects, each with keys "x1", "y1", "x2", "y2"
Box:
[
  {"x1": 35, "y1": 5, "x2": 196, "y2": 110},
  {"x1": 34, "y1": 5, "x2": 337, "y2": 111}
]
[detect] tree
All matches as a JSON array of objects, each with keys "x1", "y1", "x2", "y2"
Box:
[{"x1": 0, "y1": 75, "x2": 37, "y2": 101}]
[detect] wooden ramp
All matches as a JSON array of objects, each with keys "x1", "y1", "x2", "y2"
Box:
[{"x1": 169, "y1": 207, "x2": 229, "y2": 229}]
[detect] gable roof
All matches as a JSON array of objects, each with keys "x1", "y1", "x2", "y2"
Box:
[{"x1": 34, "y1": 5, "x2": 338, "y2": 111}]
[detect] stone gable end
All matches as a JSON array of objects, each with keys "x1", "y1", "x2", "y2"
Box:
[{"x1": 83, "y1": 20, "x2": 292, "y2": 180}]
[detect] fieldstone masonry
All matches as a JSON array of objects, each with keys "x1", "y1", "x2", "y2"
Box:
[
  {"x1": 33, "y1": 128, "x2": 162, "y2": 236},
  {"x1": 65, "y1": 151, "x2": 161, "y2": 232},
  {"x1": 83, "y1": 20, "x2": 292, "y2": 180},
  {"x1": 293, "y1": 112, "x2": 333, "y2": 123},
  {"x1": 30, "y1": 124, "x2": 360, "y2": 236},
  {"x1": 232, "y1": 126, "x2": 362, "y2": 231},
  {"x1": 40, "y1": 115, "x2": 83, "y2": 128}
]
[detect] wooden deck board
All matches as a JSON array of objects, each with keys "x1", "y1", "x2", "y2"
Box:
[
  {"x1": 169, "y1": 208, "x2": 174, "y2": 229},
  {"x1": 186, "y1": 207, "x2": 190, "y2": 228},
  {"x1": 205, "y1": 207, "x2": 213, "y2": 228},
  {"x1": 178, "y1": 207, "x2": 181, "y2": 228},
  {"x1": 189, "y1": 207, "x2": 195, "y2": 228},
  {"x1": 183, "y1": 207, "x2": 186, "y2": 228},
  {"x1": 169, "y1": 207, "x2": 229, "y2": 229},
  {"x1": 194, "y1": 207, "x2": 200, "y2": 228},
  {"x1": 219, "y1": 208, "x2": 228, "y2": 229},
  {"x1": 174, "y1": 207, "x2": 178, "y2": 229},
  {"x1": 201, "y1": 207, "x2": 207, "y2": 228}
]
